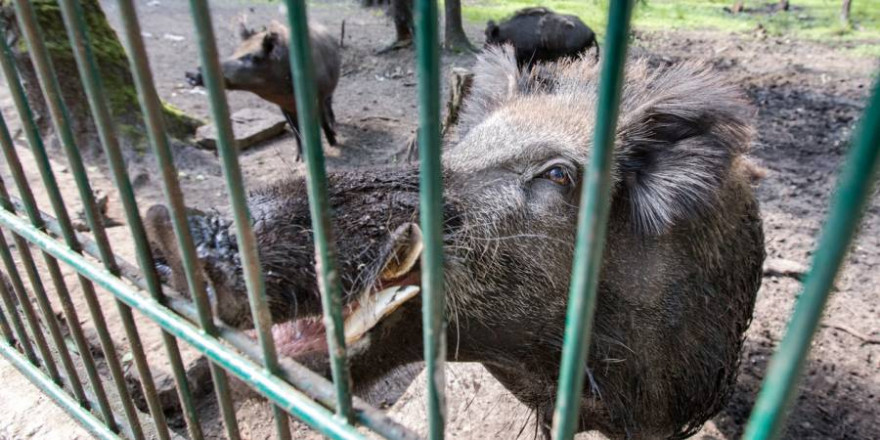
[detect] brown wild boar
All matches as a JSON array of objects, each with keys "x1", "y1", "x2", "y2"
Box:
[
  {"x1": 150, "y1": 47, "x2": 764, "y2": 439},
  {"x1": 186, "y1": 20, "x2": 340, "y2": 160}
]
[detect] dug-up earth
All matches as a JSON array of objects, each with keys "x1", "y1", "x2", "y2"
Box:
[{"x1": 1, "y1": 0, "x2": 879, "y2": 439}]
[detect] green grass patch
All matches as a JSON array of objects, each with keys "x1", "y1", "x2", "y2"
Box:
[{"x1": 464, "y1": 0, "x2": 880, "y2": 47}]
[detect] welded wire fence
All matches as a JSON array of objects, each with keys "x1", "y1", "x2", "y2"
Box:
[{"x1": 0, "y1": 0, "x2": 877, "y2": 439}]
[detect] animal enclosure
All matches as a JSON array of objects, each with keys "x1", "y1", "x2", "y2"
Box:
[{"x1": 0, "y1": 0, "x2": 878, "y2": 440}]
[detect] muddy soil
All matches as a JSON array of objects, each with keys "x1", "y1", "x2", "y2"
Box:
[{"x1": 1, "y1": 0, "x2": 878, "y2": 439}]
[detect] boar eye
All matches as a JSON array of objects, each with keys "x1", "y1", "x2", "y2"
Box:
[{"x1": 541, "y1": 166, "x2": 572, "y2": 186}]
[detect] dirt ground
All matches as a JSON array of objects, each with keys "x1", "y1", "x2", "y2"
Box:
[{"x1": 1, "y1": 0, "x2": 878, "y2": 439}]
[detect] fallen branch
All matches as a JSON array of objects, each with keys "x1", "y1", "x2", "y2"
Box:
[{"x1": 821, "y1": 322, "x2": 880, "y2": 346}]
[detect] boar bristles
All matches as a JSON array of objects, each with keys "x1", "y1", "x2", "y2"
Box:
[{"x1": 459, "y1": 46, "x2": 756, "y2": 236}]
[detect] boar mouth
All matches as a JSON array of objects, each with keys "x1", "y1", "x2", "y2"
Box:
[
  {"x1": 147, "y1": 202, "x2": 425, "y2": 360},
  {"x1": 265, "y1": 223, "x2": 424, "y2": 360},
  {"x1": 340, "y1": 222, "x2": 423, "y2": 347}
]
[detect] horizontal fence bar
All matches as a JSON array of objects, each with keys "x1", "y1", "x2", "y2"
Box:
[
  {"x1": 551, "y1": 1, "x2": 635, "y2": 439},
  {"x1": 413, "y1": 0, "x2": 446, "y2": 439},
  {"x1": 742, "y1": 76, "x2": 880, "y2": 440},
  {"x1": 0, "y1": 342, "x2": 120, "y2": 440},
  {"x1": 0, "y1": 208, "x2": 370, "y2": 440},
  {"x1": 283, "y1": 0, "x2": 354, "y2": 421},
  {"x1": 11, "y1": 196, "x2": 421, "y2": 440}
]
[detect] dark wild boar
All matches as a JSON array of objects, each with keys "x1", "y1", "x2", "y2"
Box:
[
  {"x1": 150, "y1": 47, "x2": 764, "y2": 439},
  {"x1": 485, "y1": 7, "x2": 598, "y2": 67},
  {"x1": 186, "y1": 20, "x2": 340, "y2": 161}
]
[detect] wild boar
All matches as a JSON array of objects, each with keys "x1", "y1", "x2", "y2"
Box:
[
  {"x1": 485, "y1": 7, "x2": 598, "y2": 67},
  {"x1": 149, "y1": 47, "x2": 764, "y2": 439},
  {"x1": 186, "y1": 20, "x2": 340, "y2": 161}
]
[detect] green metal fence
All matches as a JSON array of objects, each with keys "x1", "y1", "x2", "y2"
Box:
[{"x1": 0, "y1": 0, "x2": 877, "y2": 439}]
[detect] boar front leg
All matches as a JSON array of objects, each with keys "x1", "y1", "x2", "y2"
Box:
[{"x1": 281, "y1": 108, "x2": 304, "y2": 162}]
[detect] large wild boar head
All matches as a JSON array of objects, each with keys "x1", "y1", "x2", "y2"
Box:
[{"x1": 149, "y1": 48, "x2": 763, "y2": 439}]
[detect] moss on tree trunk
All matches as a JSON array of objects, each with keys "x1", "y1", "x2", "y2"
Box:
[{"x1": 1, "y1": 0, "x2": 201, "y2": 154}]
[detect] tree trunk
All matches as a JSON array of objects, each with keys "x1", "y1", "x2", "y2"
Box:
[
  {"x1": 0, "y1": 0, "x2": 200, "y2": 155},
  {"x1": 444, "y1": 0, "x2": 473, "y2": 52},
  {"x1": 778, "y1": 0, "x2": 790, "y2": 11},
  {"x1": 841, "y1": 0, "x2": 852, "y2": 24}
]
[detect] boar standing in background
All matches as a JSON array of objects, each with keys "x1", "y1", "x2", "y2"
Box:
[
  {"x1": 485, "y1": 7, "x2": 598, "y2": 67},
  {"x1": 186, "y1": 20, "x2": 340, "y2": 161},
  {"x1": 152, "y1": 47, "x2": 764, "y2": 439}
]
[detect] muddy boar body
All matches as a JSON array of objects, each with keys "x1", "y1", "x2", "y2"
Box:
[
  {"x1": 485, "y1": 7, "x2": 597, "y2": 67},
  {"x1": 186, "y1": 20, "x2": 340, "y2": 160},
  {"x1": 151, "y1": 47, "x2": 763, "y2": 439}
]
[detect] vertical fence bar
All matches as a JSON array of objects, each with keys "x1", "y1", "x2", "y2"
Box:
[
  {"x1": 0, "y1": 300, "x2": 13, "y2": 344},
  {"x1": 743, "y1": 78, "x2": 880, "y2": 440},
  {"x1": 0, "y1": 343, "x2": 120, "y2": 440},
  {"x1": 551, "y1": 2, "x2": 634, "y2": 439},
  {"x1": 185, "y1": 1, "x2": 290, "y2": 438},
  {"x1": 0, "y1": 239, "x2": 37, "y2": 362},
  {"x1": 0, "y1": 206, "x2": 371, "y2": 440},
  {"x1": 283, "y1": 0, "x2": 354, "y2": 421},
  {"x1": 0, "y1": 215, "x2": 88, "y2": 405},
  {"x1": 413, "y1": 1, "x2": 446, "y2": 439},
  {"x1": 0, "y1": 99, "x2": 120, "y2": 433},
  {"x1": 0, "y1": 55, "x2": 146, "y2": 439},
  {"x1": 111, "y1": 0, "x2": 243, "y2": 437},
  {"x1": 0, "y1": 227, "x2": 60, "y2": 381},
  {"x1": 0, "y1": 32, "x2": 147, "y2": 440},
  {"x1": 0, "y1": 31, "x2": 172, "y2": 440},
  {"x1": 8, "y1": 1, "x2": 205, "y2": 438},
  {"x1": 0, "y1": 172, "x2": 89, "y2": 411}
]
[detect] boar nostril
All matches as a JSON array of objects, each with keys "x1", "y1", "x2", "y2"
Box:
[{"x1": 185, "y1": 70, "x2": 204, "y2": 87}]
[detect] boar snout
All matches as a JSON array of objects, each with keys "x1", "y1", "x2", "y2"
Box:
[
  {"x1": 144, "y1": 204, "x2": 251, "y2": 327},
  {"x1": 185, "y1": 69, "x2": 204, "y2": 87}
]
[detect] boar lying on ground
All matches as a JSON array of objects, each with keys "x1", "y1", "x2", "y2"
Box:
[
  {"x1": 186, "y1": 20, "x2": 340, "y2": 161},
  {"x1": 485, "y1": 7, "x2": 598, "y2": 67},
  {"x1": 150, "y1": 47, "x2": 764, "y2": 439}
]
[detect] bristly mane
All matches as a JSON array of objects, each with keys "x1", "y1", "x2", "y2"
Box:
[{"x1": 456, "y1": 45, "x2": 755, "y2": 236}]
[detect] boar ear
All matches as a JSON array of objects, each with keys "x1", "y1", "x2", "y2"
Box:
[
  {"x1": 615, "y1": 62, "x2": 753, "y2": 235},
  {"x1": 268, "y1": 20, "x2": 287, "y2": 34},
  {"x1": 237, "y1": 15, "x2": 256, "y2": 40},
  {"x1": 262, "y1": 31, "x2": 278, "y2": 54},
  {"x1": 486, "y1": 20, "x2": 498, "y2": 38}
]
